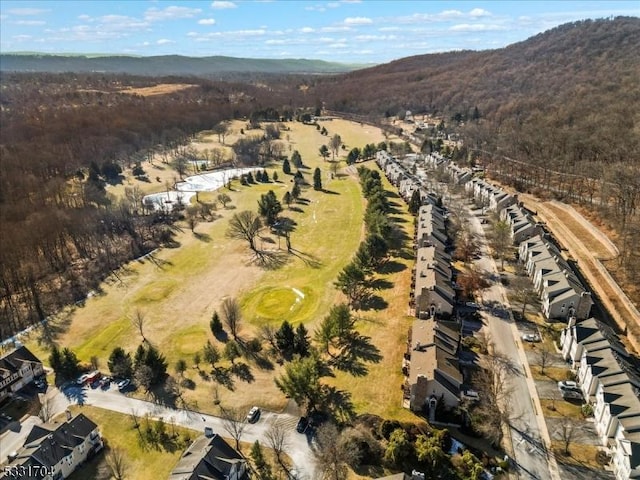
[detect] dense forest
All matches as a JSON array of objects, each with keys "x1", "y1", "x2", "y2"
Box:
[
  {"x1": 1, "y1": 16, "x2": 639, "y2": 339},
  {"x1": 0, "y1": 73, "x2": 305, "y2": 339}
]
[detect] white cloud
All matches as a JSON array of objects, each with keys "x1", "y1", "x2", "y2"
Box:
[
  {"x1": 157, "y1": 39, "x2": 175, "y2": 45},
  {"x1": 198, "y1": 18, "x2": 216, "y2": 25},
  {"x1": 13, "y1": 34, "x2": 33, "y2": 40},
  {"x1": 469, "y1": 8, "x2": 491, "y2": 17},
  {"x1": 187, "y1": 31, "x2": 199, "y2": 37},
  {"x1": 211, "y1": 1, "x2": 237, "y2": 9},
  {"x1": 344, "y1": 16, "x2": 372, "y2": 25},
  {"x1": 77, "y1": 14, "x2": 90, "y2": 21},
  {"x1": 329, "y1": 43, "x2": 348, "y2": 48},
  {"x1": 327, "y1": 2, "x2": 340, "y2": 8},
  {"x1": 449, "y1": 23, "x2": 505, "y2": 32},
  {"x1": 300, "y1": 27, "x2": 315, "y2": 33},
  {"x1": 265, "y1": 39, "x2": 287, "y2": 45},
  {"x1": 378, "y1": 26, "x2": 399, "y2": 32},
  {"x1": 305, "y1": 5, "x2": 326, "y2": 12},
  {"x1": 14, "y1": 20, "x2": 46, "y2": 26},
  {"x1": 145, "y1": 6, "x2": 202, "y2": 22},
  {"x1": 7, "y1": 8, "x2": 49, "y2": 16},
  {"x1": 355, "y1": 34, "x2": 396, "y2": 41}
]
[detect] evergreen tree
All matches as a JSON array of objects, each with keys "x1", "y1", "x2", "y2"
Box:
[
  {"x1": 210, "y1": 311, "x2": 224, "y2": 336},
  {"x1": 262, "y1": 170, "x2": 270, "y2": 182},
  {"x1": 108, "y1": 347, "x2": 133, "y2": 378},
  {"x1": 258, "y1": 190, "x2": 282, "y2": 226},
  {"x1": 313, "y1": 167, "x2": 322, "y2": 191},
  {"x1": 246, "y1": 171, "x2": 255, "y2": 184},
  {"x1": 224, "y1": 341, "x2": 241, "y2": 364},
  {"x1": 294, "y1": 324, "x2": 311, "y2": 357},
  {"x1": 283, "y1": 191, "x2": 292, "y2": 208},
  {"x1": 203, "y1": 341, "x2": 220, "y2": 368},
  {"x1": 291, "y1": 183, "x2": 301, "y2": 201},
  {"x1": 291, "y1": 150, "x2": 303, "y2": 168},
  {"x1": 282, "y1": 158, "x2": 291, "y2": 175},
  {"x1": 272, "y1": 171, "x2": 279, "y2": 182},
  {"x1": 275, "y1": 321, "x2": 296, "y2": 359}
]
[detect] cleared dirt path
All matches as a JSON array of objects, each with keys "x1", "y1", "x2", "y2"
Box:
[{"x1": 519, "y1": 194, "x2": 640, "y2": 353}]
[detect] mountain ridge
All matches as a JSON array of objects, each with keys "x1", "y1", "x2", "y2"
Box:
[{"x1": 0, "y1": 52, "x2": 371, "y2": 75}]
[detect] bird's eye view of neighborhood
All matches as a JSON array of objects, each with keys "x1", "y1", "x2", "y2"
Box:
[{"x1": 1, "y1": 1, "x2": 640, "y2": 480}]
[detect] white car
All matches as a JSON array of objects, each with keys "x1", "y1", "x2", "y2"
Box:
[
  {"x1": 558, "y1": 380, "x2": 578, "y2": 390},
  {"x1": 521, "y1": 333, "x2": 541, "y2": 343},
  {"x1": 247, "y1": 406, "x2": 260, "y2": 423}
]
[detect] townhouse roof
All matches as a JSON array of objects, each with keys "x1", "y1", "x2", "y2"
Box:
[
  {"x1": 169, "y1": 434, "x2": 245, "y2": 480},
  {"x1": 9, "y1": 413, "x2": 98, "y2": 475},
  {"x1": 409, "y1": 319, "x2": 462, "y2": 396},
  {"x1": 0, "y1": 346, "x2": 42, "y2": 378}
]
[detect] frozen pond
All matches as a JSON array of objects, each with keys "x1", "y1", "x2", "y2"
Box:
[{"x1": 143, "y1": 167, "x2": 260, "y2": 211}]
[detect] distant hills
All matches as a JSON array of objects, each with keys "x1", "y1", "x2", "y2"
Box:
[{"x1": 0, "y1": 53, "x2": 368, "y2": 76}]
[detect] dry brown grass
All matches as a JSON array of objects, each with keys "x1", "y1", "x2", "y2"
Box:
[
  {"x1": 27, "y1": 118, "x2": 420, "y2": 421},
  {"x1": 118, "y1": 84, "x2": 197, "y2": 96},
  {"x1": 551, "y1": 441, "x2": 604, "y2": 469}
]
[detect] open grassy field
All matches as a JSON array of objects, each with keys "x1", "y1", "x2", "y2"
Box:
[
  {"x1": 25, "y1": 117, "x2": 419, "y2": 422},
  {"x1": 63, "y1": 405, "x2": 196, "y2": 480}
]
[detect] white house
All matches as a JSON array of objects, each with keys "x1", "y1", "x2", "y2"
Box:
[{"x1": 6, "y1": 412, "x2": 103, "y2": 479}]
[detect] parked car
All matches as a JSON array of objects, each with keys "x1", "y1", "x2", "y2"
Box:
[
  {"x1": 522, "y1": 333, "x2": 541, "y2": 343},
  {"x1": 296, "y1": 417, "x2": 308, "y2": 433},
  {"x1": 461, "y1": 390, "x2": 480, "y2": 402},
  {"x1": 557, "y1": 380, "x2": 578, "y2": 390},
  {"x1": 117, "y1": 379, "x2": 131, "y2": 392},
  {"x1": 34, "y1": 377, "x2": 47, "y2": 390},
  {"x1": 100, "y1": 377, "x2": 111, "y2": 390},
  {"x1": 561, "y1": 388, "x2": 584, "y2": 400},
  {"x1": 247, "y1": 406, "x2": 260, "y2": 423}
]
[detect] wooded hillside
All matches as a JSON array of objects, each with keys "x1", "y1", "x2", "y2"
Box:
[{"x1": 308, "y1": 16, "x2": 640, "y2": 295}]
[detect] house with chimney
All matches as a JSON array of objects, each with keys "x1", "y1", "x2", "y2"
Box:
[{"x1": 404, "y1": 319, "x2": 462, "y2": 412}]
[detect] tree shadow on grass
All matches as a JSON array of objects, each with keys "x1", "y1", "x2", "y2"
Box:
[
  {"x1": 376, "y1": 260, "x2": 407, "y2": 274},
  {"x1": 254, "y1": 250, "x2": 289, "y2": 270},
  {"x1": 146, "y1": 253, "x2": 173, "y2": 270},
  {"x1": 330, "y1": 334, "x2": 382, "y2": 377},
  {"x1": 194, "y1": 232, "x2": 212, "y2": 242},
  {"x1": 212, "y1": 367, "x2": 235, "y2": 391},
  {"x1": 38, "y1": 311, "x2": 75, "y2": 347},
  {"x1": 359, "y1": 295, "x2": 389, "y2": 311},
  {"x1": 288, "y1": 206, "x2": 304, "y2": 213},
  {"x1": 322, "y1": 386, "x2": 356, "y2": 425},
  {"x1": 231, "y1": 362, "x2": 254, "y2": 383},
  {"x1": 369, "y1": 278, "x2": 393, "y2": 290},
  {"x1": 289, "y1": 248, "x2": 322, "y2": 268},
  {"x1": 321, "y1": 189, "x2": 339, "y2": 195}
]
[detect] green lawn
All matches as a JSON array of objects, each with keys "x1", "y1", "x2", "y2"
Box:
[
  {"x1": 24, "y1": 119, "x2": 417, "y2": 421},
  {"x1": 65, "y1": 405, "x2": 195, "y2": 480}
]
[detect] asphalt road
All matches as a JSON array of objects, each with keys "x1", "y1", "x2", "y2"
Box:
[
  {"x1": 463, "y1": 200, "x2": 560, "y2": 480},
  {"x1": 1, "y1": 384, "x2": 317, "y2": 479}
]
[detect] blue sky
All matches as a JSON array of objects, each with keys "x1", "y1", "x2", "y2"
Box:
[{"x1": 1, "y1": 1, "x2": 638, "y2": 63}]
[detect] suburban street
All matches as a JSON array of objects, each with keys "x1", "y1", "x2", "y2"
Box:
[
  {"x1": 464, "y1": 202, "x2": 560, "y2": 480},
  {"x1": 1, "y1": 385, "x2": 317, "y2": 480}
]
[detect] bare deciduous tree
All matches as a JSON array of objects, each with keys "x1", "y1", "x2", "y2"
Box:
[
  {"x1": 536, "y1": 344, "x2": 552, "y2": 376},
  {"x1": 558, "y1": 417, "x2": 579, "y2": 455},
  {"x1": 38, "y1": 396, "x2": 54, "y2": 423},
  {"x1": 219, "y1": 406, "x2": 247, "y2": 450},
  {"x1": 131, "y1": 309, "x2": 147, "y2": 343},
  {"x1": 226, "y1": 210, "x2": 262, "y2": 253},
  {"x1": 106, "y1": 447, "x2": 129, "y2": 480},
  {"x1": 221, "y1": 297, "x2": 242, "y2": 340},
  {"x1": 266, "y1": 421, "x2": 290, "y2": 474}
]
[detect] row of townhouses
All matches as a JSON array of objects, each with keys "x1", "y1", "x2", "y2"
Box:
[
  {"x1": 561, "y1": 318, "x2": 640, "y2": 480},
  {"x1": 442, "y1": 159, "x2": 593, "y2": 322},
  {"x1": 435, "y1": 156, "x2": 635, "y2": 479},
  {"x1": 376, "y1": 151, "x2": 464, "y2": 415}
]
